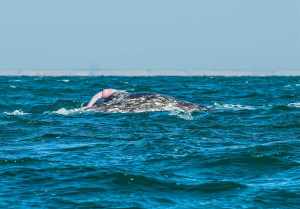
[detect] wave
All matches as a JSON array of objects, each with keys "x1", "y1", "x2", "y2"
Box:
[
  {"x1": 56, "y1": 79, "x2": 70, "y2": 83},
  {"x1": 77, "y1": 172, "x2": 246, "y2": 193},
  {"x1": 8, "y1": 79, "x2": 21, "y2": 82},
  {"x1": 4, "y1": 110, "x2": 30, "y2": 115},
  {"x1": 213, "y1": 103, "x2": 255, "y2": 110},
  {"x1": 283, "y1": 84, "x2": 300, "y2": 88},
  {"x1": 213, "y1": 102, "x2": 300, "y2": 111},
  {"x1": 287, "y1": 102, "x2": 300, "y2": 108}
]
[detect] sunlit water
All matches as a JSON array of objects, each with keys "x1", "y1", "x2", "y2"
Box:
[{"x1": 0, "y1": 76, "x2": 299, "y2": 208}]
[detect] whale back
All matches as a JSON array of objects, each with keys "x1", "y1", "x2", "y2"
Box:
[{"x1": 93, "y1": 91, "x2": 210, "y2": 113}]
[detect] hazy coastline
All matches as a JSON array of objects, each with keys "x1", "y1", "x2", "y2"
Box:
[{"x1": 1, "y1": 69, "x2": 299, "y2": 76}]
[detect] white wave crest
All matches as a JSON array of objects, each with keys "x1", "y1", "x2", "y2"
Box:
[
  {"x1": 214, "y1": 103, "x2": 255, "y2": 110},
  {"x1": 46, "y1": 107, "x2": 86, "y2": 116},
  {"x1": 287, "y1": 102, "x2": 300, "y2": 108},
  {"x1": 9, "y1": 79, "x2": 21, "y2": 82},
  {"x1": 4, "y1": 110, "x2": 30, "y2": 115},
  {"x1": 56, "y1": 79, "x2": 70, "y2": 82},
  {"x1": 284, "y1": 84, "x2": 300, "y2": 88}
]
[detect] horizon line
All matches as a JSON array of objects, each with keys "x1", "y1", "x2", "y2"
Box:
[{"x1": 0, "y1": 69, "x2": 299, "y2": 76}]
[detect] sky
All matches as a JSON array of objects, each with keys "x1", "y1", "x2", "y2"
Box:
[{"x1": 0, "y1": 0, "x2": 299, "y2": 75}]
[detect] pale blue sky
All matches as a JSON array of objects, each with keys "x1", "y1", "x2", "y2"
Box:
[{"x1": 0, "y1": 0, "x2": 299, "y2": 73}]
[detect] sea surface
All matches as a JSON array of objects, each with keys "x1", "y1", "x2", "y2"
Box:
[{"x1": 0, "y1": 76, "x2": 299, "y2": 209}]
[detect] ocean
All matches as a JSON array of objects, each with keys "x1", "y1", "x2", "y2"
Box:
[{"x1": 0, "y1": 76, "x2": 299, "y2": 208}]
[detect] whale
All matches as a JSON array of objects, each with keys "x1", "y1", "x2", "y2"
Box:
[{"x1": 87, "y1": 91, "x2": 210, "y2": 113}]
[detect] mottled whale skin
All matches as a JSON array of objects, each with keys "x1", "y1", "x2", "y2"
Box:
[{"x1": 88, "y1": 91, "x2": 210, "y2": 113}]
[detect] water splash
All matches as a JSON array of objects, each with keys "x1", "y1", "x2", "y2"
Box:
[
  {"x1": 45, "y1": 107, "x2": 86, "y2": 116},
  {"x1": 169, "y1": 110, "x2": 195, "y2": 120},
  {"x1": 4, "y1": 110, "x2": 30, "y2": 115}
]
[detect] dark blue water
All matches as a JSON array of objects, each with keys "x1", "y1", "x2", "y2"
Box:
[{"x1": 0, "y1": 76, "x2": 299, "y2": 208}]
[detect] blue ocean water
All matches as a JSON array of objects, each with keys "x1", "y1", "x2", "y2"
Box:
[{"x1": 0, "y1": 76, "x2": 299, "y2": 208}]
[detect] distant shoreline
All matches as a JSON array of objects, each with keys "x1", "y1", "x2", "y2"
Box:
[{"x1": 0, "y1": 69, "x2": 299, "y2": 76}]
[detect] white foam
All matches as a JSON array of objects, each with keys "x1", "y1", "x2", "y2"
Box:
[
  {"x1": 56, "y1": 79, "x2": 70, "y2": 82},
  {"x1": 10, "y1": 86, "x2": 16, "y2": 88},
  {"x1": 4, "y1": 110, "x2": 30, "y2": 115},
  {"x1": 46, "y1": 107, "x2": 86, "y2": 116},
  {"x1": 214, "y1": 103, "x2": 255, "y2": 110},
  {"x1": 288, "y1": 102, "x2": 300, "y2": 108}
]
